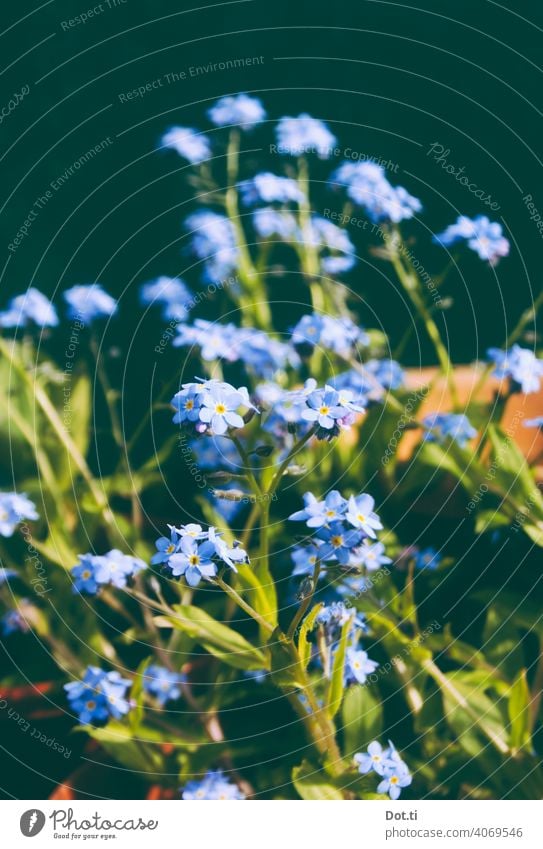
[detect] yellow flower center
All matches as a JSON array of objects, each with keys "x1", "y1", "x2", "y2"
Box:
[
  {"x1": 319, "y1": 405, "x2": 330, "y2": 415},
  {"x1": 185, "y1": 399, "x2": 194, "y2": 410},
  {"x1": 331, "y1": 535, "x2": 343, "y2": 547},
  {"x1": 189, "y1": 554, "x2": 200, "y2": 566},
  {"x1": 215, "y1": 403, "x2": 227, "y2": 414}
]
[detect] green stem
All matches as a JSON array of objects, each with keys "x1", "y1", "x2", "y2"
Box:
[
  {"x1": 385, "y1": 229, "x2": 459, "y2": 409},
  {"x1": 230, "y1": 434, "x2": 262, "y2": 497},
  {"x1": 215, "y1": 575, "x2": 274, "y2": 635},
  {"x1": 90, "y1": 334, "x2": 142, "y2": 534},
  {"x1": 225, "y1": 130, "x2": 271, "y2": 329},
  {"x1": 287, "y1": 560, "x2": 321, "y2": 641}
]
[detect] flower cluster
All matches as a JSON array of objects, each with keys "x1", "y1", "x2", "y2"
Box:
[
  {"x1": 0, "y1": 492, "x2": 38, "y2": 537},
  {"x1": 184, "y1": 211, "x2": 239, "y2": 283},
  {"x1": 422, "y1": 412, "x2": 477, "y2": 447},
  {"x1": 171, "y1": 379, "x2": 256, "y2": 436},
  {"x1": 290, "y1": 490, "x2": 387, "y2": 570},
  {"x1": 488, "y1": 344, "x2": 543, "y2": 394},
  {"x1": 434, "y1": 215, "x2": 509, "y2": 265},
  {"x1": 239, "y1": 172, "x2": 303, "y2": 205},
  {"x1": 0, "y1": 284, "x2": 119, "y2": 331},
  {"x1": 71, "y1": 550, "x2": 146, "y2": 595},
  {"x1": 208, "y1": 93, "x2": 265, "y2": 130},
  {"x1": 63, "y1": 284, "x2": 117, "y2": 323},
  {"x1": 64, "y1": 666, "x2": 132, "y2": 725},
  {"x1": 331, "y1": 161, "x2": 422, "y2": 223},
  {"x1": 0, "y1": 288, "x2": 58, "y2": 329},
  {"x1": 140, "y1": 276, "x2": 193, "y2": 322},
  {"x1": 354, "y1": 740, "x2": 412, "y2": 799},
  {"x1": 276, "y1": 113, "x2": 337, "y2": 158},
  {"x1": 292, "y1": 380, "x2": 365, "y2": 440},
  {"x1": 173, "y1": 320, "x2": 298, "y2": 377},
  {"x1": 291, "y1": 313, "x2": 368, "y2": 358},
  {"x1": 152, "y1": 523, "x2": 249, "y2": 587},
  {"x1": 314, "y1": 602, "x2": 376, "y2": 685},
  {"x1": 181, "y1": 769, "x2": 245, "y2": 800},
  {"x1": 161, "y1": 126, "x2": 211, "y2": 164},
  {"x1": 143, "y1": 665, "x2": 183, "y2": 706},
  {"x1": 1, "y1": 607, "x2": 29, "y2": 636}
]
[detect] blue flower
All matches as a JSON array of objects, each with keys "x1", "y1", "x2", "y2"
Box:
[
  {"x1": 160, "y1": 126, "x2": 211, "y2": 163},
  {"x1": 208, "y1": 93, "x2": 266, "y2": 129},
  {"x1": 317, "y1": 521, "x2": 363, "y2": 565},
  {"x1": 524, "y1": 416, "x2": 543, "y2": 429},
  {"x1": 302, "y1": 384, "x2": 359, "y2": 435},
  {"x1": 422, "y1": 412, "x2": 477, "y2": 447},
  {"x1": 174, "y1": 320, "x2": 297, "y2": 378},
  {"x1": 140, "y1": 276, "x2": 193, "y2": 321},
  {"x1": 345, "y1": 494, "x2": 383, "y2": 539},
  {"x1": 0, "y1": 492, "x2": 38, "y2": 537},
  {"x1": 171, "y1": 383, "x2": 205, "y2": 427},
  {"x1": 377, "y1": 761, "x2": 412, "y2": 800},
  {"x1": 253, "y1": 207, "x2": 299, "y2": 239},
  {"x1": 289, "y1": 490, "x2": 348, "y2": 528},
  {"x1": 0, "y1": 288, "x2": 58, "y2": 329},
  {"x1": 63, "y1": 284, "x2": 117, "y2": 323},
  {"x1": 351, "y1": 540, "x2": 392, "y2": 572},
  {"x1": 72, "y1": 550, "x2": 145, "y2": 594},
  {"x1": 276, "y1": 114, "x2": 337, "y2": 158},
  {"x1": 64, "y1": 666, "x2": 131, "y2": 724},
  {"x1": 291, "y1": 543, "x2": 322, "y2": 576},
  {"x1": 1, "y1": 607, "x2": 29, "y2": 636},
  {"x1": 412, "y1": 547, "x2": 441, "y2": 571},
  {"x1": 330, "y1": 162, "x2": 421, "y2": 223},
  {"x1": 207, "y1": 526, "x2": 248, "y2": 572},
  {"x1": 190, "y1": 434, "x2": 240, "y2": 471},
  {"x1": 172, "y1": 380, "x2": 255, "y2": 436},
  {"x1": 355, "y1": 740, "x2": 412, "y2": 798},
  {"x1": 291, "y1": 313, "x2": 367, "y2": 357},
  {"x1": 152, "y1": 527, "x2": 188, "y2": 565},
  {"x1": 185, "y1": 211, "x2": 239, "y2": 283},
  {"x1": 354, "y1": 740, "x2": 390, "y2": 776},
  {"x1": 198, "y1": 383, "x2": 249, "y2": 435},
  {"x1": 181, "y1": 769, "x2": 245, "y2": 800},
  {"x1": 71, "y1": 554, "x2": 100, "y2": 595},
  {"x1": 316, "y1": 602, "x2": 367, "y2": 639},
  {"x1": 487, "y1": 345, "x2": 543, "y2": 394},
  {"x1": 92, "y1": 550, "x2": 146, "y2": 588},
  {"x1": 239, "y1": 172, "x2": 303, "y2": 205},
  {"x1": 143, "y1": 665, "x2": 183, "y2": 706},
  {"x1": 365, "y1": 358, "x2": 405, "y2": 391},
  {"x1": 168, "y1": 537, "x2": 218, "y2": 586},
  {"x1": 434, "y1": 215, "x2": 509, "y2": 265},
  {"x1": 344, "y1": 646, "x2": 378, "y2": 685}
]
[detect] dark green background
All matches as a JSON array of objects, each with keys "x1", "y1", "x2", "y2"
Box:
[{"x1": 1, "y1": 0, "x2": 542, "y2": 367}]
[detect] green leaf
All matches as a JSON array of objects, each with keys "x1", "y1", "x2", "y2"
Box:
[
  {"x1": 341, "y1": 685, "x2": 383, "y2": 757},
  {"x1": 169, "y1": 605, "x2": 268, "y2": 671},
  {"x1": 292, "y1": 760, "x2": 344, "y2": 800},
  {"x1": 85, "y1": 722, "x2": 165, "y2": 773},
  {"x1": 298, "y1": 603, "x2": 324, "y2": 670},
  {"x1": 439, "y1": 670, "x2": 509, "y2": 757},
  {"x1": 326, "y1": 618, "x2": 350, "y2": 717},
  {"x1": 508, "y1": 670, "x2": 532, "y2": 753}
]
